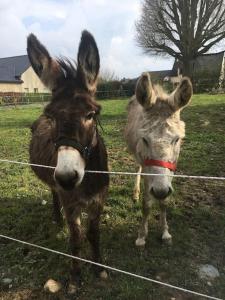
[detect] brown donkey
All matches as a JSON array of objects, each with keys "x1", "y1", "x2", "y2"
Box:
[
  {"x1": 125, "y1": 73, "x2": 192, "y2": 247},
  {"x1": 27, "y1": 31, "x2": 109, "y2": 293}
]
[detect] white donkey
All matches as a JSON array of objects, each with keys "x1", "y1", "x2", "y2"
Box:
[{"x1": 125, "y1": 73, "x2": 192, "y2": 246}]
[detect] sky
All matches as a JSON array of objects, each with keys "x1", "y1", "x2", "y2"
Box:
[{"x1": 0, "y1": 0, "x2": 174, "y2": 79}]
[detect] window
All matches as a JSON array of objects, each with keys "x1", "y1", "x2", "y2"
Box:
[
  {"x1": 34, "y1": 88, "x2": 38, "y2": 93},
  {"x1": 24, "y1": 88, "x2": 29, "y2": 93}
]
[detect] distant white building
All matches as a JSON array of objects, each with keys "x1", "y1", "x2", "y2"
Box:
[{"x1": 0, "y1": 55, "x2": 49, "y2": 93}]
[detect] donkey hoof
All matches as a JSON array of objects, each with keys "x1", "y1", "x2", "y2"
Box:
[
  {"x1": 133, "y1": 192, "x2": 140, "y2": 202},
  {"x1": 67, "y1": 283, "x2": 78, "y2": 295},
  {"x1": 162, "y1": 232, "x2": 172, "y2": 245},
  {"x1": 135, "y1": 238, "x2": 146, "y2": 247},
  {"x1": 52, "y1": 220, "x2": 60, "y2": 226},
  {"x1": 133, "y1": 197, "x2": 139, "y2": 203},
  {"x1": 52, "y1": 215, "x2": 63, "y2": 226},
  {"x1": 99, "y1": 270, "x2": 108, "y2": 280},
  {"x1": 164, "y1": 238, "x2": 172, "y2": 246}
]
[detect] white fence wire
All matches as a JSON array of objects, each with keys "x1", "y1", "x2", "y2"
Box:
[
  {"x1": 0, "y1": 158, "x2": 224, "y2": 300},
  {"x1": 0, "y1": 158, "x2": 224, "y2": 181},
  {"x1": 0, "y1": 234, "x2": 222, "y2": 300}
]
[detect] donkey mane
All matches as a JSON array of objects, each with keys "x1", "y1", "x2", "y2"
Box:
[
  {"x1": 153, "y1": 84, "x2": 168, "y2": 99},
  {"x1": 57, "y1": 57, "x2": 77, "y2": 81}
]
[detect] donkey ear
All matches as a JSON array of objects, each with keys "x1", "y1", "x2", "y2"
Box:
[
  {"x1": 27, "y1": 34, "x2": 62, "y2": 90},
  {"x1": 173, "y1": 77, "x2": 193, "y2": 110},
  {"x1": 135, "y1": 72, "x2": 155, "y2": 109},
  {"x1": 77, "y1": 30, "x2": 100, "y2": 94}
]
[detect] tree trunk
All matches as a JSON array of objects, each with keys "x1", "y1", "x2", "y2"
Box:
[{"x1": 182, "y1": 58, "x2": 193, "y2": 80}]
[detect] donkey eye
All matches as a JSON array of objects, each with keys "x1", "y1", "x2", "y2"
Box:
[
  {"x1": 173, "y1": 137, "x2": 180, "y2": 144},
  {"x1": 142, "y1": 137, "x2": 149, "y2": 146},
  {"x1": 86, "y1": 111, "x2": 95, "y2": 120}
]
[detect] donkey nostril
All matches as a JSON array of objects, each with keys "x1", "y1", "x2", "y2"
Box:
[
  {"x1": 72, "y1": 171, "x2": 78, "y2": 182},
  {"x1": 55, "y1": 171, "x2": 79, "y2": 190},
  {"x1": 151, "y1": 187, "x2": 172, "y2": 199}
]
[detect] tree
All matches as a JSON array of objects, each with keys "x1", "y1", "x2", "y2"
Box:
[
  {"x1": 97, "y1": 68, "x2": 121, "y2": 98},
  {"x1": 136, "y1": 0, "x2": 225, "y2": 77},
  {"x1": 99, "y1": 68, "x2": 119, "y2": 83}
]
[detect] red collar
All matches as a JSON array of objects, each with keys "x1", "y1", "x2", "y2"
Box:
[{"x1": 144, "y1": 159, "x2": 176, "y2": 171}]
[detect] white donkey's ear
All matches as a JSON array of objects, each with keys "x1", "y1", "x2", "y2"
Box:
[
  {"x1": 172, "y1": 77, "x2": 193, "y2": 110},
  {"x1": 135, "y1": 72, "x2": 156, "y2": 109},
  {"x1": 27, "y1": 33, "x2": 62, "y2": 91}
]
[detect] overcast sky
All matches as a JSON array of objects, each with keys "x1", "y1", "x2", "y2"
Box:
[{"x1": 0, "y1": 0, "x2": 174, "y2": 79}]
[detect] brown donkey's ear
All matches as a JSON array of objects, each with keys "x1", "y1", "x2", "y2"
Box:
[
  {"x1": 77, "y1": 30, "x2": 100, "y2": 94},
  {"x1": 27, "y1": 34, "x2": 62, "y2": 90},
  {"x1": 173, "y1": 77, "x2": 193, "y2": 110},
  {"x1": 136, "y1": 72, "x2": 155, "y2": 109}
]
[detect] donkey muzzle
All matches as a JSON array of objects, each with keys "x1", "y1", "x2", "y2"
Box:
[
  {"x1": 151, "y1": 186, "x2": 172, "y2": 199},
  {"x1": 55, "y1": 147, "x2": 85, "y2": 190},
  {"x1": 55, "y1": 170, "x2": 78, "y2": 190}
]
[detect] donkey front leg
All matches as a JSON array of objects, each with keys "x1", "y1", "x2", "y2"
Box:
[
  {"x1": 87, "y1": 199, "x2": 107, "y2": 280},
  {"x1": 159, "y1": 201, "x2": 172, "y2": 244},
  {"x1": 133, "y1": 166, "x2": 142, "y2": 202},
  {"x1": 51, "y1": 190, "x2": 62, "y2": 225},
  {"x1": 64, "y1": 206, "x2": 82, "y2": 294},
  {"x1": 135, "y1": 189, "x2": 153, "y2": 247}
]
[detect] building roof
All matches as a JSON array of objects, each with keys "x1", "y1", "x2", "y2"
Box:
[
  {"x1": 0, "y1": 55, "x2": 30, "y2": 83},
  {"x1": 172, "y1": 51, "x2": 225, "y2": 78},
  {"x1": 149, "y1": 70, "x2": 173, "y2": 82},
  {"x1": 122, "y1": 70, "x2": 173, "y2": 85}
]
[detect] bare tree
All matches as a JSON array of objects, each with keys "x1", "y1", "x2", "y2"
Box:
[
  {"x1": 136, "y1": 0, "x2": 225, "y2": 77},
  {"x1": 99, "y1": 68, "x2": 119, "y2": 82}
]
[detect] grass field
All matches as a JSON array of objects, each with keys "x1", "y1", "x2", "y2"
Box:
[{"x1": 0, "y1": 94, "x2": 225, "y2": 300}]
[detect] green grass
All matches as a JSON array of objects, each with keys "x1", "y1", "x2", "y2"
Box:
[{"x1": 0, "y1": 94, "x2": 225, "y2": 300}]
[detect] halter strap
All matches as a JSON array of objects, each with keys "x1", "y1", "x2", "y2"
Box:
[
  {"x1": 55, "y1": 138, "x2": 92, "y2": 160},
  {"x1": 144, "y1": 159, "x2": 176, "y2": 171}
]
